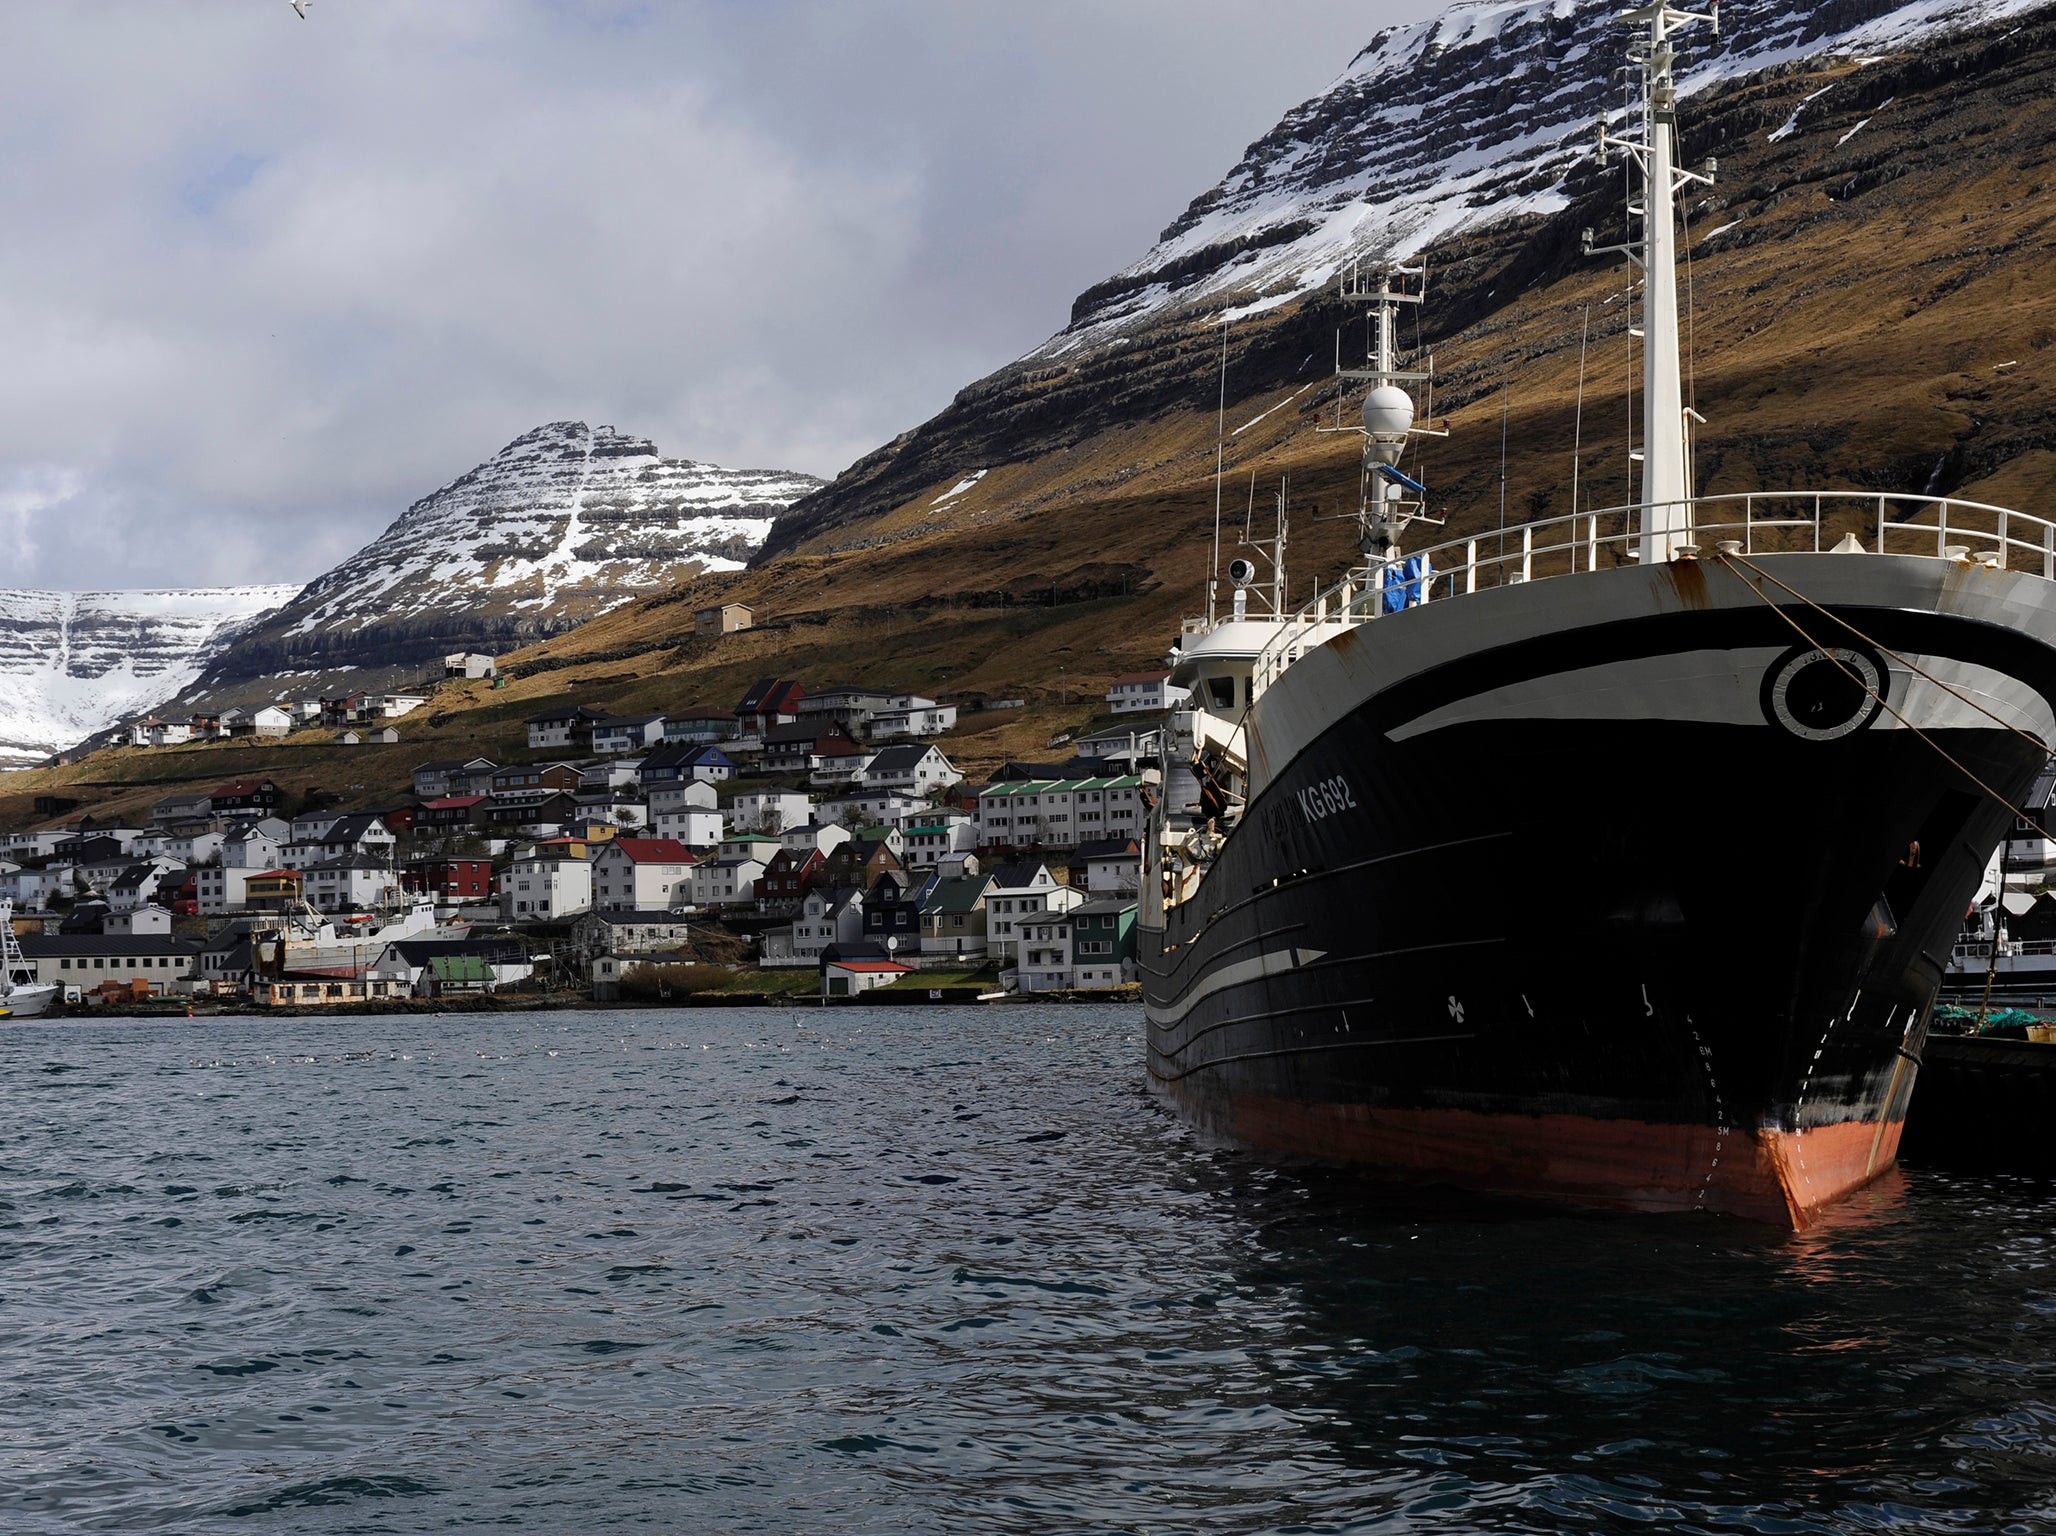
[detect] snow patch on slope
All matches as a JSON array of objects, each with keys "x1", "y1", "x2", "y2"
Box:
[
  {"x1": 1034, "y1": 0, "x2": 2052, "y2": 360},
  {"x1": 275, "y1": 421, "x2": 820, "y2": 639},
  {"x1": 0, "y1": 586, "x2": 299, "y2": 765}
]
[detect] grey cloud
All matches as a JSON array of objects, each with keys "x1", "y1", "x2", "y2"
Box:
[{"x1": 0, "y1": 0, "x2": 1435, "y2": 590}]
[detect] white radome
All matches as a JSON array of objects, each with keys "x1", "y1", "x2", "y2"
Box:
[{"x1": 1360, "y1": 384, "x2": 1415, "y2": 439}]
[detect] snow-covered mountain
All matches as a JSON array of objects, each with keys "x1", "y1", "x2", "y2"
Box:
[
  {"x1": 1051, "y1": 0, "x2": 2052, "y2": 355},
  {"x1": 209, "y1": 421, "x2": 823, "y2": 678},
  {"x1": 0, "y1": 587, "x2": 298, "y2": 766},
  {"x1": 763, "y1": 0, "x2": 2054, "y2": 557}
]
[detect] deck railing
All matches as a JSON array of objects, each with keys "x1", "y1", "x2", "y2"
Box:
[{"x1": 1250, "y1": 492, "x2": 2056, "y2": 693}]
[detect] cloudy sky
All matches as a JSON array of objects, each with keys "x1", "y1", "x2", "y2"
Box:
[{"x1": 0, "y1": 0, "x2": 1436, "y2": 592}]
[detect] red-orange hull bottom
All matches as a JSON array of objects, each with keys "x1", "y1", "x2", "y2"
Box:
[{"x1": 1188, "y1": 1091, "x2": 1905, "y2": 1229}]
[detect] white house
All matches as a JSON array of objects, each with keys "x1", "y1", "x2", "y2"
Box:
[
  {"x1": 685, "y1": 856, "x2": 767, "y2": 910},
  {"x1": 105, "y1": 904, "x2": 174, "y2": 936},
  {"x1": 1015, "y1": 909, "x2": 1076, "y2": 993},
  {"x1": 858, "y1": 744, "x2": 958, "y2": 795},
  {"x1": 817, "y1": 790, "x2": 927, "y2": 829},
  {"x1": 444, "y1": 652, "x2": 497, "y2": 679},
  {"x1": 250, "y1": 705, "x2": 294, "y2": 736},
  {"x1": 284, "y1": 813, "x2": 396, "y2": 869},
  {"x1": 901, "y1": 816, "x2": 978, "y2": 872},
  {"x1": 305, "y1": 856, "x2": 400, "y2": 913},
  {"x1": 984, "y1": 862, "x2": 1085, "y2": 965},
  {"x1": 166, "y1": 829, "x2": 224, "y2": 866},
  {"x1": 373, "y1": 693, "x2": 428, "y2": 719},
  {"x1": 650, "y1": 805, "x2": 722, "y2": 848},
  {"x1": 1107, "y1": 669, "x2": 1189, "y2": 715},
  {"x1": 107, "y1": 858, "x2": 180, "y2": 914},
  {"x1": 864, "y1": 698, "x2": 958, "y2": 740},
  {"x1": 727, "y1": 789, "x2": 813, "y2": 834},
  {"x1": 592, "y1": 714, "x2": 668, "y2": 754},
  {"x1": 589, "y1": 837, "x2": 697, "y2": 911},
  {"x1": 500, "y1": 852, "x2": 593, "y2": 921},
  {"x1": 0, "y1": 865, "x2": 75, "y2": 905},
  {"x1": 580, "y1": 760, "x2": 644, "y2": 792},
  {"x1": 823, "y1": 958, "x2": 911, "y2": 996},
  {"x1": 790, "y1": 886, "x2": 865, "y2": 961},
  {"x1": 780, "y1": 821, "x2": 852, "y2": 859},
  {"x1": 716, "y1": 831, "x2": 783, "y2": 864},
  {"x1": 976, "y1": 776, "x2": 1145, "y2": 849},
  {"x1": 1080, "y1": 836, "x2": 1144, "y2": 896}
]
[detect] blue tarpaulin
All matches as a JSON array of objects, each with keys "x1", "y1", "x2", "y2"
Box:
[{"x1": 1381, "y1": 555, "x2": 1430, "y2": 613}]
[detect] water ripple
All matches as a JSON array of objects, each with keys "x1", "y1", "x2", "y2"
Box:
[{"x1": 1, "y1": 1008, "x2": 2052, "y2": 1533}]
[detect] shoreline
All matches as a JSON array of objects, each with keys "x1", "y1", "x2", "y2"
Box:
[{"x1": 15, "y1": 987, "x2": 1141, "y2": 1020}]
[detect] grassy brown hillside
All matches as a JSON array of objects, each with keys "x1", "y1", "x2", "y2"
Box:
[{"x1": 7, "y1": 14, "x2": 2056, "y2": 829}]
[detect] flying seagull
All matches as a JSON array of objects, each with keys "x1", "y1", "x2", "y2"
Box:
[{"x1": 290, "y1": 1, "x2": 310, "y2": 17}]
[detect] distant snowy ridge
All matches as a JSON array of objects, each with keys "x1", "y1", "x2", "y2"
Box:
[
  {"x1": 1040, "y1": 0, "x2": 2053, "y2": 359},
  {"x1": 0, "y1": 586, "x2": 299, "y2": 765},
  {"x1": 270, "y1": 420, "x2": 822, "y2": 644}
]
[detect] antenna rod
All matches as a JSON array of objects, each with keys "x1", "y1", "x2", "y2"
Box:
[
  {"x1": 1499, "y1": 382, "x2": 1510, "y2": 558},
  {"x1": 1572, "y1": 304, "x2": 1591, "y2": 522},
  {"x1": 1210, "y1": 320, "x2": 1228, "y2": 624}
]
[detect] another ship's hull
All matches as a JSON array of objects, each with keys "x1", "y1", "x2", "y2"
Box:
[
  {"x1": 1145, "y1": 555, "x2": 2056, "y2": 1227},
  {"x1": 1, "y1": 982, "x2": 60, "y2": 1019}
]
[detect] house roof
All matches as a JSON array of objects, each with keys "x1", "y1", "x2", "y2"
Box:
[
  {"x1": 18, "y1": 935, "x2": 202, "y2": 957},
  {"x1": 581, "y1": 908, "x2": 691, "y2": 925},
  {"x1": 827, "y1": 960, "x2": 912, "y2": 974},
  {"x1": 736, "y1": 678, "x2": 805, "y2": 715},
  {"x1": 979, "y1": 776, "x2": 1142, "y2": 797},
  {"x1": 111, "y1": 862, "x2": 179, "y2": 889},
  {"x1": 1071, "y1": 897, "x2": 1138, "y2": 917},
  {"x1": 854, "y1": 826, "x2": 897, "y2": 843},
  {"x1": 211, "y1": 779, "x2": 275, "y2": 798},
  {"x1": 596, "y1": 713, "x2": 667, "y2": 730},
  {"x1": 922, "y1": 874, "x2": 992, "y2": 915},
  {"x1": 1076, "y1": 837, "x2": 1142, "y2": 859},
  {"x1": 861, "y1": 744, "x2": 939, "y2": 774},
  {"x1": 428, "y1": 955, "x2": 496, "y2": 981},
  {"x1": 1110, "y1": 670, "x2": 1172, "y2": 686},
  {"x1": 989, "y1": 861, "x2": 1054, "y2": 890},
  {"x1": 601, "y1": 837, "x2": 698, "y2": 865},
  {"x1": 527, "y1": 703, "x2": 611, "y2": 726},
  {"x1": 724, "y1": 832, "x2": 781, "y2": 845},
  {"x1": 317, "y1": 812, "x2": 389, "y2": 844},
  {"x1": 421, "y1": 795, "x2": 489, "y2": 810},
  {"x1": 812, "y1": 736, "x2": 870, "y2": 759}
]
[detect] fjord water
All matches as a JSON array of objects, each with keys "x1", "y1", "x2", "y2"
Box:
[{"x1": 3, "y1": 1009, "x2": 2053, "y2": 1534}]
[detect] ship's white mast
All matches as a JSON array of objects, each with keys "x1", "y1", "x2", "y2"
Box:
[{"x1": 1587, "y1": 3, "x2": 1717, "y2": 565}]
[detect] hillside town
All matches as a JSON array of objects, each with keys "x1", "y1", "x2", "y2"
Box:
[{"x1": 0, "y1": 654, "x2": 1189, "y2": 1008}]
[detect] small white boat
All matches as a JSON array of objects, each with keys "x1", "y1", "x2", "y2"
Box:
[{"x1": 1, "y1": 900, "x2": 60, "y2": 1018}]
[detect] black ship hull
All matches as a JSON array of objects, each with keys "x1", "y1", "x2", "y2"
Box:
[{"x1": 1144, "y1": 559, "x2": 2056, "y2": 1226}]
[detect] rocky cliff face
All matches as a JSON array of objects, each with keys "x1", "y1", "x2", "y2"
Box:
[
  {"x1": 761, "y1": 0, "x2": 2055, "y2": 558},
  {"x1": 209, "y1": 421, "x2": 822, "y2": 679},
  {"x1": 0, "y1": 587, "x2": 299, "y2": 766}
]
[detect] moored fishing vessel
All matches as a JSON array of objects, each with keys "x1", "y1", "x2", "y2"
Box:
[
  {"x1": 1, "y1": 900, "x2": 60, "y2": 1019},
  {"x1": 1141, "y1": 4, "x2": 2056, "y2": 1227}
]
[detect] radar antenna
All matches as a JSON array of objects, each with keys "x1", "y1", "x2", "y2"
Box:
[{"x1": 1323, "y1": 259, "x2": 1447, "y2": 570}]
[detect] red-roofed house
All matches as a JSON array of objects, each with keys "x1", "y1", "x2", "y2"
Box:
[
  {"x1": 589, "y1": 836, "x2": 699, "y2": 912},
  {"x1": 210, "y1": 779, "x2": 282, "y2": 817},
  {"x1": 418, "y1": 795, "x2": 490, "y2": 831},
  {"x1": 735, "y1": 678, "x2": 806, "y2": 735}
]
